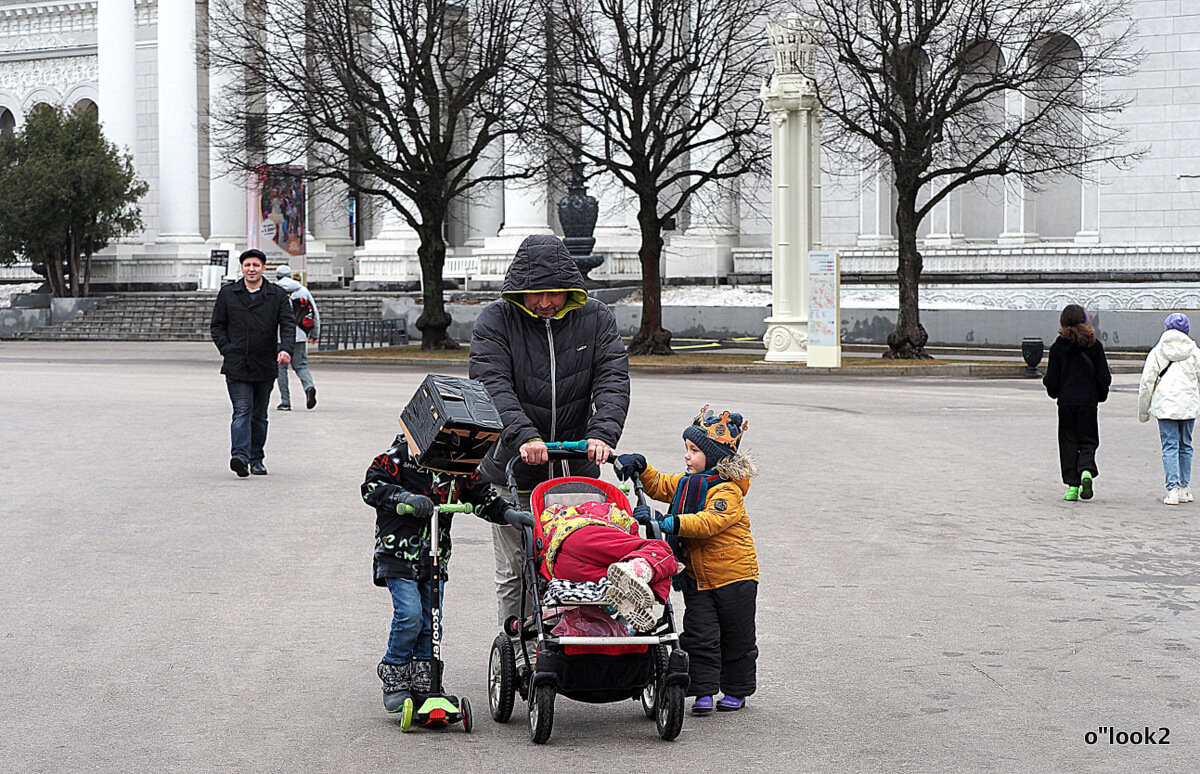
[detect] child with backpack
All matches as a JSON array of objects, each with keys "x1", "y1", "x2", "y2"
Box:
[
  {"x1": 615, "y1": 405, "x2": 758, "y2": 715},
  {"x1": 361, "y1": 407, "x2": 512, "y2": 714}
]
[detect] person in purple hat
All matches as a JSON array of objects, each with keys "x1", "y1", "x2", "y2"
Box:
[
  {"x1": 1043, "y1": 304, "x2": 1112, "y2": 501},
  {"x1": 1138, "y1": 313, "x2": 1200, "y2": 505}
]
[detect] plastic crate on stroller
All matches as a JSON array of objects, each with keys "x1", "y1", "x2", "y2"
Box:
[{"x1": 487, "y1": 442, "x2": 690, "y2": 744}]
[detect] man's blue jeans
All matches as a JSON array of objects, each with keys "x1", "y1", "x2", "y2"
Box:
[
  {"x1": 383, "y1": 577, "x2": 442, "y2": 665},
  {"x1": 1158, "y1": 418, "x2": 1195, "y2": 490},
  {"x1": 226, "y1": 377, "x2": 274, "y2": 463}
]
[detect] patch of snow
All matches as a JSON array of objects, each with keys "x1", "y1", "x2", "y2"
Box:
[
  {"x1": 0, "y1": 282, "x2": 40, "y2": 308},
  {"x1": 612, "y1": 284, "x2": 999, "y2": 309}
]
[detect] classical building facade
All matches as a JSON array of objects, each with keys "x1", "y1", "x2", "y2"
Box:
[{"x1": 0, "y1": 0, "x2": 1198, "y2": 309}]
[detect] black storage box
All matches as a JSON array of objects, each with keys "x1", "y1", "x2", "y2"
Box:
[{"x1": 397, "y1": 374, "x2": 503, "y2": 475}]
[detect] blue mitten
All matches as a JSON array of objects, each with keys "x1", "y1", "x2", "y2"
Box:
[
  {"x1": 614, "y1": 453, "x2": 647, "y2": 481},
  {"x1": 631, "y1": 505, "x2": 654, "y2": 525}
]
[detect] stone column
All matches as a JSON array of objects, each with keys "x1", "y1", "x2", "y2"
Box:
[
  {"x1": 208, "y1": 57, "x2": 246, "y2": 247},
  {"x1": 761, "y1": 16, "x2": 820, "y2": 363},
  {"x1": 97, "y1": 0, "x2": 137, "y2": 157},
  {"x1": 157, "y1": 0, "x2": 203, "y2": 242},
  {"x1": 998, "y1": 89, "x2": 1039, "y2": 244}
]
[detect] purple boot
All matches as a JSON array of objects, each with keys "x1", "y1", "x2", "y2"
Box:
[
  {"x1": 716, "y1": 695, "x2": 745, "y2": 712},
  {"x1": 691, "y1": 695, "x2": 714, "y2": 715}
]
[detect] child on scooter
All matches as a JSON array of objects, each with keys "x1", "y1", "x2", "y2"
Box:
[{"x1": 362, "y1": 417, "x2": 511, "y2": 715}]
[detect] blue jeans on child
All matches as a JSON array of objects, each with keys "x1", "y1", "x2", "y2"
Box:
[
  {"x1": 383, "y1": 577, "x2": 443, "y2": 665},
  {"x1": 1158, "y1": 418, "x2": 1195, "y2": 490},
  {"x1": 225, "y1": 377, "x2": 273, "y2": 463}
]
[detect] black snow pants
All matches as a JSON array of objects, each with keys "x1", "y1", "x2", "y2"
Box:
[
  {"x1": 680, "y1": 579, "x2": 758, "y2": 698},
  {"x1": 1057, "y1": 404, "x2": 1100, "y2": 486}
]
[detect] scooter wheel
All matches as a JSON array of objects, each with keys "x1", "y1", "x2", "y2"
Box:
[
  {"x1": 460, "y1": 697, "x2": 473, "y2": 733},
  {"x1": 399, "y1": 697, "x2": 414, "y2": 732}
]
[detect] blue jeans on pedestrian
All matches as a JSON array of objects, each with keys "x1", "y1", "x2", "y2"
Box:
[
  {"x1": 226, "y1": 377, "x2": 274, "y2": 463},
  {"x1": 383, "y1": 577, "x2": 443, "y2": 665},
  {"x1": 1158, "y1": 418, "x2": 1195, "y2": 490},
  {"x1": 277, "y1": 340, "x2": 315, "y2": 407}
]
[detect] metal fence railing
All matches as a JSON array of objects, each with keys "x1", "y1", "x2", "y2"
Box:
[{"x1": 317, "y1": 318, "x2": 409, "y2": 351}]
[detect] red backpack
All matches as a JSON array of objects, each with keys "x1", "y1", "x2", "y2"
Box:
[{"x1": 292, "y1": 295, "x2": 316, "y2": 333}]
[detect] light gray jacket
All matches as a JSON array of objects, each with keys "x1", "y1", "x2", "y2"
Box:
[{"x1": 274, "y1": 276, "x2": 321, "y2": 342}]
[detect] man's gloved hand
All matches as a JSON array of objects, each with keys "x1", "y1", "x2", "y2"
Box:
[
  {"x1": 631, "y1": 505, "x2": 654, "y2": 525},
  {"x1": 655, "y1": 515, "x2": 678, "y2": 535},
  {"x1": 613, "y1": 453, "x2": 647, "y2": 481},
  {"x1": 396, "y1": 492, "x2": 435, "y2": 520}
]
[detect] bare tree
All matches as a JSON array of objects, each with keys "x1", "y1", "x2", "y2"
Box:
[
  {"x1": 207, "y1": 0, "x2": 542, "y2": 349},
  {"x1": 808, "y1": 0, "x2": 1142, "y2": 358},
  {"x1": 545, "y1": 0, "x2": 778, "y2": 355}
]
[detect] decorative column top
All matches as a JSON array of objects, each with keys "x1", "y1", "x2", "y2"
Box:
[
  {"x1": 762, "y1": 15, "x2": 819, "y2": 109},
  {"x1": 766, "y1": 15, "x2": 817, "y2": 79}
]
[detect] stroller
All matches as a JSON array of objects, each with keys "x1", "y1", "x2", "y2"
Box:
[{"x1": 487, "y1": 442, "x2": 690, "y2": 744}]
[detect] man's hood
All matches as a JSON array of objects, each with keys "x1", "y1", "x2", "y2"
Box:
[
  {"x1": 500, "y1": 234, "x2": 587, "y2": 319},
  {"x1": 1159, "y1": 329, "x2": 1198, "y2": 362},
  {"x1": 275, "y1": 276, "x2": 302, "y2": 294}
]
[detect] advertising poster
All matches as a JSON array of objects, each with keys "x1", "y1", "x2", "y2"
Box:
[{"x1": 248, "y1": 165, "x2": 306, "y2": 274}]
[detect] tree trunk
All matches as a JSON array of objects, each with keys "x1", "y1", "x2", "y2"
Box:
[
  {"x1": 628, "y1": 198, "x2": 672, "y2": 356},
  {"x1": 46, "y1": 252, "x2": 66, "y2": 298},
  {"x1": 414, "y1": 217, "x2": 456, "y2": 350},
  {"x1": 885, "y1": 184, "x2": 930, "y2": 359},
  {"x1": 67, "y1": 232, "x2": 82, "y2": 298}
]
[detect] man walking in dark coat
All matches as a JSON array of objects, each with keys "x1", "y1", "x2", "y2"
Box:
[
  {"x1": 210, "y1": 249, "x2": 296, "y2": 477},
  {"x1": 469, "y1": 234, "x2": 630, "y2": 625}
]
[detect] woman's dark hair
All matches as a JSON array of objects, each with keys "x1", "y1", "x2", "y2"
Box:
[
  {"x1": 1059, "y1": 303, "x2": 1096, "y2": 347},
  {"x1": 1060, "y1": 304, "x2": 1087, "y2": 328}
]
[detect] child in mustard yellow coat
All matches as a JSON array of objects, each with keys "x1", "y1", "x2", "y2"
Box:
[{"x1": 615, "y1": 405, "x2": 758, "y2": 715}]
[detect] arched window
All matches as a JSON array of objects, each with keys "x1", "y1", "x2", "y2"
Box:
[
  {"x1": 0, "y1": 108, "x2": 14, "y2": 140},
  {"x1": 74, "y1": 98, "x2": 98, "y2": 118},
  {"x1": 959, "y1": 41, "x2": 1005, "y2": 240},
  {"x1": 1031, "y1": 34, "x2": 1083, "y2": 239}
]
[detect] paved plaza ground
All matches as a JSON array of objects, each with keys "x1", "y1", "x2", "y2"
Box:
[{"x1": 1, "y1": 341, "x2": 1197, "y2": 773}]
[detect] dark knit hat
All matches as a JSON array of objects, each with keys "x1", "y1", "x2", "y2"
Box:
[{"x1": 682, "y1": 404, "x2": 747, "y2": 470}]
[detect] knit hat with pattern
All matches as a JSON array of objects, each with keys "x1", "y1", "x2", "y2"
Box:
[{"x1": 682, "y1": 404, "x2": 747, "y2": 470}]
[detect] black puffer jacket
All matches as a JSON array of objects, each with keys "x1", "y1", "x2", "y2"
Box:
[
  {"x1": 210, "y1": 278, "x2": 296, "y2": 381},
  {"x1": 469, "y1": 235, "x2": 630, "y2": 489}
]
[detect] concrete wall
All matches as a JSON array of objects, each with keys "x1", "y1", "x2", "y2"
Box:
[
  {"x1": 0, "y1": 308, "x2": 49, "y2": 338},
  {"x1": 0, "y1": 296, "x2": 104, "y2": 339},
  {"x1": 384, "y1": 297, "x2": 1187, "y2": 351}
]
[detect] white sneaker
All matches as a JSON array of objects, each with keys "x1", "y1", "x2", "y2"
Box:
[
  {"x1": 1164, "y1": 488, "x2": 1181, "y2": 505},
  {"x1": 1181, "y1": 486, "x2": 1194, "y2": 503},
  {"x1": 607, "y1": 561, "x2": 657, "y2": 631}
]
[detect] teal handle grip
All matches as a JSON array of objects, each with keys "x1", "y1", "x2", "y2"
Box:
[
  {"x1": 545, "y1": 440, "x2": 589, "y2": 452},
  {"x1": 396, "y1": 502, "x2": 475, "y2": 515}
]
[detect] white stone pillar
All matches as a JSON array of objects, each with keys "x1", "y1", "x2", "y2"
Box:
[
  {"x1": 761, "y1": 16, "x2": 820, "y2": 363},
  {"x1": 97, "y1": 0, "x2": 137, "y2": 156},
  {"x1": 157, "y1": 0, "x2": 203, "y2": 242},
  {"x1": 498, "y1": 140, "x2": 553, "y2": 237},
  {"x1": 208, "y1": 60, "x2": 246, "y2": 246},
  {"x1": 998, "y1": 89, "x2": 1039, "y2": 244}
]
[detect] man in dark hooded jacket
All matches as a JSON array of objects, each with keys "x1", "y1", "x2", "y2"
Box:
[{"x1": 469, "y1": 234, "x2": 630, "y2": 625}]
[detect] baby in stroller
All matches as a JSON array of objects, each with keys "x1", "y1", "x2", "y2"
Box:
[{"x1": 537, "y1": 496, "x2": 680, "y2": 631}]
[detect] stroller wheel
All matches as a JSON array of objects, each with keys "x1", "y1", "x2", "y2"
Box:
[
  {"x1": 489, "y1": 633, "x2": 517, "y2": 723},
  {"x1": 641, "y1": 645, "x2": 670, "y2": 719},
  {"x1": 528, "y1": 683, "x2": 555, "y2": 744},
  {"x1": 656, "y1": 684, "x2": 685, "y2": 741}
]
